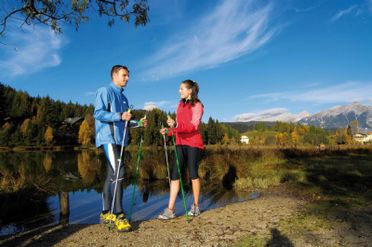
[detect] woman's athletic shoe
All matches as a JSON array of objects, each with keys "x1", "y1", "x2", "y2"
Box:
[
  {"x1": 158, "y1": 208, "x2": 176, "y2": 220},
  {"x1": 188, "y1": 204, "x2": 200, "y2": 217}
]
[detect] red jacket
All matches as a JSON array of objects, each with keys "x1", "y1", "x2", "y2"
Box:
[{"x1": 168, "y1": 100, "x2": 204, "y2": 149}]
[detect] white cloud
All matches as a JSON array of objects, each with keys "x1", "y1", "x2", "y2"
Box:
[
  {"x1": 0, "y1": 24, "x2": 65, "y2": 77},
  {"x1": 143, "y1": 100, "x2": 173, "y2": 111},
  {"x1": 234, "y1": 108, "x2": 310, "y2": 122},
  {"x1": 331, "y1": 1, "x2": 372, "y2": 22},
  {"x1": 250, "y1": 81, "x2": 372, "y2": 104},
  {"x1": 330, "y1": 5, "x2": 358, "y2": 22},
  {"x1": 143, "y1": 103, "x2": 159, "y2": 111},
  {"x1": 141, "y1": 0, "x2": 278, "y2": 81}
]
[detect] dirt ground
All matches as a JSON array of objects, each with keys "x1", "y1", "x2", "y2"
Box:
[{"x1": 3, "y1": 188, "x2": 372, "y2": 247}]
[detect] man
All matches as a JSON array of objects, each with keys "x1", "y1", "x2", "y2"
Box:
[{"x1": 94, "y1": 65, "x2": 147, "y2": 232}]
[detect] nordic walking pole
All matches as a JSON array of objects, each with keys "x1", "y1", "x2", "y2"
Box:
[
  {"x1": 128, "y1": 116, "x2": 146, "y2": 222},
  {"x1": 128, "y1": 134, "x2": 144, "y2": 222},
  {"x1": 161, "y1": 123, "x2": 171, "y2": 187},
  {"x1": 171, "y1": 133, "x2": 190, "y2": 222},
  {"x1": 108, "y1": 108, "x2": 131, "y2": 229}
]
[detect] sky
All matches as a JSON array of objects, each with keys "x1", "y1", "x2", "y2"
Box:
[{"x1": 1, "y1": 0, "x2": 372, "y2": 122}]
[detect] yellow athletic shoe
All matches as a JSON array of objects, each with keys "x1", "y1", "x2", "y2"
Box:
[
  {"x1": 99, "y1": 212, "x2": 116, "y2": 224},
  {"x1": 115, "y1": 213, "x2": 132, "y2": 232}
]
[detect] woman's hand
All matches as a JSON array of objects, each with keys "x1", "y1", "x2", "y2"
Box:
[
  {"x1": 166, "y1": 117, "x2": 175, "y2": 128},
  {"x1": 140, "y1": 117, "x2": 148, "y2": 127},
  {"x1": 160, "y1": 128, "x2": 167, "y2": 135}
]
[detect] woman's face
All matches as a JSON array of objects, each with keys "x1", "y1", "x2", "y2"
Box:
[{"x1": 179, "y1": 83, "x2": 192, "y2": 99}]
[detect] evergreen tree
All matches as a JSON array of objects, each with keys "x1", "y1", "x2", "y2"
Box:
[
  {"x1": 0, "y1": 123, "x2": 13, "y2": 146},
  {"x1": 10, "y1": 91, "x2": 31, "y2": 118},
  {"x1": 207, "y1": 117, "x2": 217, "y2": 144}
]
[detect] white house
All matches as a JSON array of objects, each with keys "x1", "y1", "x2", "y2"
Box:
[
  {"x1": 240, "y1": 135, "x2": 249, "y2": 144},
  {"x1": 354, "y1": 132, "x2": 372, "y2": 144}
]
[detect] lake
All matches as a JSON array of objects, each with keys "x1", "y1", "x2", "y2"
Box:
[{"x1": 0, "y1": 149, "x2": 260, "y2": 237}]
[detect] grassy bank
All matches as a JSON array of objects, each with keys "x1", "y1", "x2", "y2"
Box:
[
  {"x1": 231, "y1": 148, "x2": 372, "y2": 246},
  {"x1": 1, "y1": 145, "x2": 371, "y2": 193}
]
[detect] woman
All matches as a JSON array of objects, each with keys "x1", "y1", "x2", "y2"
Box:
[{"x1": 158, "y1": 79, "x2": 204, "y2": 220}]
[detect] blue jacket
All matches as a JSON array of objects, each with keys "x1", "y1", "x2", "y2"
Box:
[{"x1": 94, "y1": 83, "x2": 138, "y2": 147}]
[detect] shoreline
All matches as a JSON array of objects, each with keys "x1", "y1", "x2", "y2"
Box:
[
  {"x1": 3, "y1": 185, "x2": 371, "y2": 247},
  {"x1": 2, "y1": 189, "x2": 303, "y2": 247},
  {"x1": 1, "y1": 144, "x2": 371, "y2": 152}
]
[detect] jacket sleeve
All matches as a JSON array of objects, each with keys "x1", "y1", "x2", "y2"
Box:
[
  {"x1": 171, "y1": 103, "x2": 203, "y2": 134},
  {"x1": 93, "y1": 87, "x2": 121, "y2": 122},
  {"x1": 129, "y1": 120, "x2": 140, "y2": 128}
]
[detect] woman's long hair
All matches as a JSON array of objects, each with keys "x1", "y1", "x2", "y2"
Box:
[{"x1": 181, "y1": 79, "x2": 202, "y2": 106}]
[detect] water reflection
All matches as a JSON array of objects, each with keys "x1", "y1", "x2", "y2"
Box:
[
  {"x1": 58, "y1": 192, "x2": 69, "y2": 225},
  {"x1": 77, "y1": 151, "x2": 102, "y2": 185},
  {"x1": 0, "y1": 150, "x2": 260, "y2": 238}
]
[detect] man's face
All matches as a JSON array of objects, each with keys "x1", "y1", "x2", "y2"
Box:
[{"x1": 113, "y1": 68, "x2": 129, "y2": 87}]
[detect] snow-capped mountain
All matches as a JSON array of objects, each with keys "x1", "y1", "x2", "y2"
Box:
[
  {"x1": 299, "y1": 102, "x2": 372, "y2": 131},
  {"x1": 234, "y1": 108, "x2": 310, "y2": 122}
]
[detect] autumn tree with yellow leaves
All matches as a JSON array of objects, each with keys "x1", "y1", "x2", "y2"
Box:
[
  {"x1": 78, "y1": 119, "x2": 92, "y2": 145},
  {"x1": 44, "y1": 126, "x2": 54, "y2": 145}
]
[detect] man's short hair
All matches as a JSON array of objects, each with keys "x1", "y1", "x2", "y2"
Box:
[{"x1": 111, "y1": 65, "x2": 129, "y2": 78}]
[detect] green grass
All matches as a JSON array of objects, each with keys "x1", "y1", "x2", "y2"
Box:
[
  {"x1": 233, "y1": 149, "x2": 372, "y2": 246},
  {"x1": 233, "y1": 235, "x2": 269, "y2": 247},
  {"x1": 234, "y1": 176, "x2": 281, "y2": 190}
]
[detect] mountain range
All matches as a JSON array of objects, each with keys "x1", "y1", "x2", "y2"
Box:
[
  {"x1": 299, "y1": 102, "x2": 372, "y2": 132},
  {"x1": 232, "y1": 102, "x2": 372, "y2": 132}
]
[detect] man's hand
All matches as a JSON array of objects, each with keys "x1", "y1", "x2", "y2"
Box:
[{"x1": 121, "y1": 111, "x2": 132, "y2": 121}]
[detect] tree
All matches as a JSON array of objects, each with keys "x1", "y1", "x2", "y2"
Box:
[
  {"x1": 207, "y1": 117, "x2": 217, "y2": 144},
  {"x1": 222, "y1": 134, "x2": 230, "y2": 145},
  {"x1": 276, "y1": 132, "x2": 289, "y2": 146},
  {"x1": 20, "y1": 118, "x2": 31, "y2": 137},
  {"x1": 221, "y1": 124, "x2": 240, "y2": 142},
  {"x1": 27, "y1": 117, "x2": 39, "y2": 144},
  {"x1": 10, "y1": 91, "x2": 31, "y2": 118},
  {"x1": 199, "y1": 123, "x2": 208, "y2": 144},
  {"x1": 78, "y1": 119, "x2": 92, "y2": 145},
  {"x1": 348, "y1": 120, "x2": 359, "y2": 136},
  {"x1": 0, "y1": 122, "x2": 13, "y2": 146},
  {"x1": 1, "y1": 0, "x2": 149, "y2": 37},
  {"x1": 291, "y1": 128, "x2": 300, "y2": 147},
  {"x1": 303, "y1": 126, "x2": 330, "y2": 146},
  {"x1": 265, "y1": 135, "x2": 276, "y2": 146},
  {"x1": 254, "y1": 122, "x2": 267, "y2": 132},
  {"x1": 215, "y1": 120, "x2": 224, "y2": 144},
  {"x1": 143, "y1": 109, "x2": 165, "y2": 146},
  {"x1": 207, "y1": 117, "x2": 224, "y2": 144},
  {"x1": 44, "y1": 126, "x2": 54, "y2": 145},
  {"x1": 335, "y1": 128, "x2": 352, "y2": 145},
  {"x1": 274, "y1": 121, "x2": 290, "y2": 133},
  {"x1": 10, "y1": 126, "x2": 22, "y2": 145}
]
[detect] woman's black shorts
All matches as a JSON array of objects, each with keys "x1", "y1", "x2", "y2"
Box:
[{"x1": 170, "y1": 145, "x2": 203, "y2": 180}]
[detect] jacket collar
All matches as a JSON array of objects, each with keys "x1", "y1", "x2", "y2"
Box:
[{"x1": 110, "y1": 82, "x2": 124, "y2": 93}]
